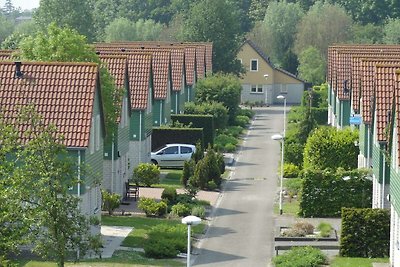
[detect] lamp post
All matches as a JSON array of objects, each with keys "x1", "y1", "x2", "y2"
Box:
[
  {"x1": 272, "y1": 94, "x2": 286, "y2": 215},
  {"x1": 182, "y1": 215, "x2": 201, "y2": 267}
]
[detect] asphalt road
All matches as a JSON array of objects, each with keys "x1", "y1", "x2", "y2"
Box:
[{"x1": 193, "y1": 106, "x2": 284, "y2": 267}]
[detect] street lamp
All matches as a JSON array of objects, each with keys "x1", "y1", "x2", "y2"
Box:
[
  {"x1": 272, "y1": 94, "x2": 286, "y2": 215},
  {"x1": 182, "y1": 215, "x2": 201, "y2": 267}
]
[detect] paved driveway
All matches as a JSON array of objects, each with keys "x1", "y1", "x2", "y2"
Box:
[{"x1": 193, "y1": 107, "x2": 284, "y2": 267}]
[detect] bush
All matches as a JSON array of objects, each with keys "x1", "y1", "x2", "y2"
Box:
[
  {"x1": 176, "y1": 193, "x2": 195, "y2": 205},
  {"x1": 273, "y1": 246, "x2": 326, "y2": 267},
  {"x1": 299, "y1": 169, "x2": 372, "y2": 217},
  {"x1": 181, "y1": 159, "x2": 196, "y2": 187},
  {"x1": 144, "y1": 224, "x2": 187, "y2": 258},
  {"x1": 283, "y1": 163, "x2": 300, "y2": 178},
  {"x1": 161, "y1": 187, "x2": 177, "y2": 204},
  {"x1": 101, "y1": 190, "x2": 121, "y2": 215},
  {"x1": 282, "y1": 221, "x2": 314, "y2": 237},
  {"x1": 216, "y1": 151, "x2": 226, "y2": 174},
  {"x1": 191, "y1": 205, "x2": 206, "y2": 219},
  {"x1": 316, "y1": 222, "x2": 332, "y2": 237},
  {"x1": 285, "y1": 178, "x2": 302, "y2": 200},
  {"x1": 170, "y1": 203, "x2": 192, "y2": 217},
  {"x1": 184, "y1": 101, "x2": 229, "y2": 129},
  {"x1": 207, "y1": 180, "x2": 218, "y2": 190},
  {"x1": 138, "y1": 197, "x2": 167, "y2": 217},
  {"x1": 222, "y1": 125, "x2": 243, "y2": 138},
  {"x1": 214, "y1": 134, "x2": 238, "y2": 148},
  {"x1": 204, "y1": 147, "x2": 221, "y2": 187},
  {"x1": 191, "y1": 141, "x2": 204, "y2": 163},
  {"x1": 132, "y1": 163, "x2": 160, "y2": 187},
  {"x1": 234, "y1": 115, "x2": 250, "y2": 128},
  {"x1": 224, "y1": 143, "x2": 236, "y2": 152},
  {"x1": 238, "y1": 107, "x2": 255, "y2": 119},
  {"x1": 340, "y1": 208, "x2": 390, "y2": 258},
  {"x1": 191, "y1": 158, "x2": 209, "y2": 189}
]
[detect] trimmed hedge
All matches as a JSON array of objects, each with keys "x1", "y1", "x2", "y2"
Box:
[
  {"x1": 299, "y1": 169, "x2": 372, "y2": 217},
  {"x1": 171, "y1": 114, "x2": 214, "y2": 147},
  {"x1": 152, "y1": 127, "x2": 204, "y2": 150},
  {"x1": 340, "y1": 208, "x2": 390, "y2": 258}
]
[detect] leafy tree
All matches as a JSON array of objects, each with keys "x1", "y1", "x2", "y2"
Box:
[
  {"x1": 17, "y1": 23, "x2": 122, "y2": 135},
  {"x1": 0, "y1": 13, "x2": 14, "y2": 44},
  {"x1": 104, "y1": 18, "x2": 163, "y2": 42},
  {"x1": 383, "y1": 18, "x2": 400, "y2": 44},
  {"x1": 303, "y1": 126, "x2": 358, "y2": 170},
  {"x1": 259, "y1": 1, "x2": 304, "y2": 69},
  {"x1": 8, "y1": 106, "x2": 96, "y2": 267},
  {"x1": 248, "y1": 0, "x2": 269, "y2": 22},
  {"x1": 194, "y1": 73, "x2": 242, "y2": 124},
  {"x1": 158, "y1": 13, "x2": 185, "y2": 41},
  {"x1": 182, "y1": 0, "x2": 244, "y2": 74},
  {"x1": 297, "y1": 46, "x2": 326, "y2": 85},
  {"x1": 34, "y1": 0, "x2": 95, "y2": 41},
  {"x1": 294, "y1": 1, "x2": 353, "y2": 62},
  {"x1": 333, "y1": 0, "x2": 399, "y2": 25},
  {"x1": 351, "y1": 23, "x2": 384, "y2": 44}
]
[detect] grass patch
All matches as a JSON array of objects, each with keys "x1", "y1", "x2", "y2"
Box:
[
  {"x1": 18, "y1": 251, "x2": 184, "y2": 266},
  {"x1": 273, "y1": 198, "x2": 300, "y2": 216},
  {"x1": 330, "y1": 256, "x2": 389, "y2": 267},
  {"x1": 102, "y1": 215, "x2": 205, "y2": 248},
  {"x1": 153, "y1": 170, "x2": 183, "y2": 189}
]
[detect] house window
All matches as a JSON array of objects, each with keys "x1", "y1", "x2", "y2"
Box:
[
  {"x1": 95, "y1": 115, "x2": 100, "y2": 151},
  {"x1": 250, "y1": 59, "x2": 258, "y2": 71},
  {"x1": 280, "y1": 84, "x2": 288, "y2": 93},
  {"x1": 251, "y1": 85, "x2": 263, "y2": 93}
]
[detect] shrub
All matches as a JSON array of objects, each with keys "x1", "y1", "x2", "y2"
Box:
[
  {"x1": 144, "y1": 224, "x2": 187, "y2": 258},
  {"x1": 214, "y1": 134, "x2": 238, "y2": 148},
  {"x1": 285, "y1": 178, "x2": 302, "y2": 200},
  {"x1": 316, "y1": 222, "x2": 332, "y2": 237},
  {"x1": 101, "y1": 190, "x2": 121, "y2": 215},
  {"x1": 170, "y1": 203, "x2": 192, "y2": 217},
  {"x1": 299, "y1": 169, "x2": 372, "y2": 217},
  {"x1": 204, "y1": 147, "x2": 221, "y2": 186},
  {"x1": 223, "y1": 125, "x2": 244, "y2": 138},
  {"x1": 138, "y1": 197, "x2": 167, "y2": 217},
  {"x1": 184, "y1": 101, "x2": 228, "y2": 129},
  {"x1": 216, "y1": 151, "x2": 226, "y2": 174},
  {"x1": 283, "y1": 163, "x2": 300, "y2": 178},
  {"x1": 234, "y1": 115, "x2": 250, "y2": 127},
  {"x1": 293, "y1": 221, "x2": 314, "y2": 235},
  {"x1": 161, "y1": 187, "x2": 177, "y2": 204},
  {"x1": 176, "y1": 193, "x2": 195, "y2": 205},
  {"x1": 340, "y1": 208, "x2": 390, "y2": 258},
  {"x1": 238, "y1": 107, "x2": 255, "y2": 119},
  {"x1": 273, "y1": 246, "x2": 326, "y2": 267},
  {"x1": 191, "y1": 141, "x2": 204, "y2": 163},
  {"x1": 224, "y1": 143, "x2": 236, "y2": 152},
  {"x1": 191, "y1": 205, "x2": 206, "y2": 219},
  {"x1": 181, "y1": 159, "x2": 196, "y2": 187},
  {"x1": 132, "y1": 163, "x2": 160, "y2": 187},
  {"x1": 191, "y1": 158, "x2": 209, "y2": 189},
  {"x1": 207, "y1": 180, "x2": 218, "y2": 190}
]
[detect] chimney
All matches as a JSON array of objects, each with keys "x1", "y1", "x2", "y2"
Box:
[
  {"x1": 121, "y1": 48, "x2": 126, "y2": 52},
  {"x1": 14, "y1": 61, "x2": 24, "y2": 78},
  {"x1": 95, "y1": 51, "x2": 100, "y2": 55}
]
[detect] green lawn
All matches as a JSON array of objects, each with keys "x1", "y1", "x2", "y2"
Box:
[
  {"x1": 153, "y1": 170, "x2": 183, "y2": 189},
  {"x1": 330, "y1": 256, "x2": 389, "y2": 267},
  {"x1": 19, "y1": 251, "x2": 184, "y2": 266},
  {"x1": 273, "y1": 198, "x2": 300, "y2": 216},
  {"x1": 102, "y1": 215, "x2": 205, "y2": 248}
]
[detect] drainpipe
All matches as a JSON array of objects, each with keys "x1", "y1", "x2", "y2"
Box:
[
  {"x1": 367, "y1": 126, "x2": 371, "y2": 168},
  {"x1": 139, "y1": 111, "x2": 142, "y2": 163},
  {"x1": 176, "y1": 93, "x2": 178, "y2": 114},
  {"x1": 160, "y1": 101, "x2": 163, "y2": 126},
  {"x1": 111, "y1": 133, "x2": 114, "y2": 193},
  {"x1": 77, "y1": 149, "x2": 81, "y2": 260},
  {"x1": 382, "y1": 145, "x2": 386, "y2": 209}
]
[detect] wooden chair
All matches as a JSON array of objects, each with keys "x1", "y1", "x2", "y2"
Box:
[{"x1": 125, "y1": 182, "x2": 139, "y2": 201}]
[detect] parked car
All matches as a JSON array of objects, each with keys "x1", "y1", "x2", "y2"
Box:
[{"x1": 151, "y1": 143, "x2": 196, "y2": 168}]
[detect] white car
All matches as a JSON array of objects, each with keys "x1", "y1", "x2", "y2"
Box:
[{"x1": 151, "y1": 144, "x2": 196, "y2": 168}]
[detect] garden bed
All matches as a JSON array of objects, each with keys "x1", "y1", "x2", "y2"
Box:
[{"x1": 275, "y1": 226, "x2": 338, "y2": 241}]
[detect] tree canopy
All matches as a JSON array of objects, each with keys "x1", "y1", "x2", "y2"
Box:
[
  {"x1": 182, "y1": 0, "x2": 244, "y2": 75},
  {"x1": 104, "y1": 18, "x2": 163, "y2": 42}
]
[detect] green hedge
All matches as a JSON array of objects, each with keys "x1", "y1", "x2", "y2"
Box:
[
  {"x1": 299, "y1": 169, "x2": 372, "y2": 217},
  {"x1": 152, "y1": 127, "x2": 204, "y2": 150},
  {"x1": 171, "y1": 114, "x2": 214, "y2": 147},
  {"x1": 340, "y1": 208, "x2": 390, "y2": 258},
  {"x1": 311, "y1": 107, "x2": 328, "y2": 125}
]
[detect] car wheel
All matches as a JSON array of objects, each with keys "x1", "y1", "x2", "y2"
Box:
[{"x1": 151, "y1": 159, "x2": 158, "y2": 165}]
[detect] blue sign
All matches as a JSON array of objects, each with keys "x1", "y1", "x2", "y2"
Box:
[{"x1": 349, "y1": 114, "x2": 362, "y2": 125}]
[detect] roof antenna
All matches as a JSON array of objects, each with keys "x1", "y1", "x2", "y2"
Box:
[
  {"x1": 121, "y1": 48, "x2": 126, "y2": 52},
  {"x1": 14, "y1": 61, "x2": 24, "y2": 78}
]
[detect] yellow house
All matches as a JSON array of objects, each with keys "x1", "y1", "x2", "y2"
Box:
[{"x1": 237, "y1": 40, "x2": 305, "y2": 105}]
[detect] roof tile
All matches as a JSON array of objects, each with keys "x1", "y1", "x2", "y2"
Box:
[{"x1": 0, "y1": 61, "x2": 98, "y2": 148}]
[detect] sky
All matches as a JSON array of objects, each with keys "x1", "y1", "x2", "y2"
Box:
[{"x1": 0, "y1": 0, "x2": 40, "y2": 11}]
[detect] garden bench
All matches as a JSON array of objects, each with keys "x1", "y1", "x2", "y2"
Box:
[
  {"x1": 274, "y1": 244, "x2": 340, "y2": 255},
  {"x1": 125, "y1": 182, "x2": 139, "y2": 201}
]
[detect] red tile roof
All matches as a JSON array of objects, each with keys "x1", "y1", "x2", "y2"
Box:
[
  {"x1": 374, "y1": 64, "x2": 400, "y2": 142},
  {"x1": 396, "y1": 70, "x2": 400, "y2": 165},
  {"x1": 195, "y1": 45, "x2": 205, "y2": 79},
  {"x1": 361, "y1": 58, "x2": 400, "y2": 124},
  {"x1": 184, "y1": 46, "x2": 196, "y2": 86},
  {"x1": 0, "y1": 61, "x2": 99, "y2": 148}
]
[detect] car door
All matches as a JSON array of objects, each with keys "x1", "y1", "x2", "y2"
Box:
[
  {"x1": 158, "y1": 145, "x2": 180, "y2": 167},
  {"x1": 179, "y1": 145, "x2": 194, "y2": 166}
]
